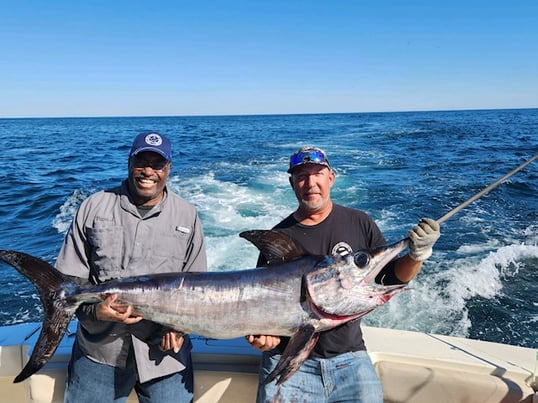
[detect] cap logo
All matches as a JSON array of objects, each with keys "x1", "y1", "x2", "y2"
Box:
[{"x1": 145, "y1": 133, "x2": 163, "y2": 146}]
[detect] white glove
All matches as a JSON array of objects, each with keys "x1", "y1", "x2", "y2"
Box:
[{"x1": 408, "y1": 218, "x2": 440, "y2": 261}]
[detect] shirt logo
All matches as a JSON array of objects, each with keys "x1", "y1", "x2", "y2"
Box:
[
  {"x1": 175, "y1": 226, "x2": 191, "y2": 234},
  {"x1": 332, "y1": 242, "x2": 353, "y2": 257}
]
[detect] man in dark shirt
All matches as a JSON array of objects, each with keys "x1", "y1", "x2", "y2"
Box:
[{"x1": 246, "y1": 146, "x2": 440, "y2": 402}]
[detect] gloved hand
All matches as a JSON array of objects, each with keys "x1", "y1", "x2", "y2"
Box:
[{"x1": 408, "y1": 218, "x2": 440, "y2": 261}]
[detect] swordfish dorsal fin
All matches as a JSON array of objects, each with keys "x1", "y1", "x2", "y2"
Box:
[
  {"x1": 0, "y1": 250, "x2": 78, "y2": 383},
  {"x1": 239, "y1": 230, "x2": 308, "y2": 265}
]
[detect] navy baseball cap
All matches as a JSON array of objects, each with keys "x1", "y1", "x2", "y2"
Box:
[{"x1": 130, "y1": 131, "x2": 172, "y2": 161}]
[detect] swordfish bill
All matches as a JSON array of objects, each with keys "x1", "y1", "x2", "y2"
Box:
[{"x1": 0, "y1": 230, "x2": 409, "y2": 384}]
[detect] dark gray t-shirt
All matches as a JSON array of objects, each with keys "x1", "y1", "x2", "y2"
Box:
[{"x1": 260, "y1": 204, "x2": 398, "y2": 358}]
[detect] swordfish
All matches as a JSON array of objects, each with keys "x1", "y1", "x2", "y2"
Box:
[{"x1": 0, "y1": 230, "x2": 409, "y2": 384}]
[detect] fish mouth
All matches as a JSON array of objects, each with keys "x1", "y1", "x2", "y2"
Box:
[
  {"x1": 360, "y1": 237, "x2": 410, "y2": 284},
  {"x1": 307, "y1": 292, "x2": 364, "y2": 322},
  {"x1": 306, "y1": 280, "x2": 408, "y2": 324}
]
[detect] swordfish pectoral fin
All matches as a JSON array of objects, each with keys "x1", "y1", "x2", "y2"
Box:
[{"x1": 264, "y1": 325, "x2": 319, "y2": 386}]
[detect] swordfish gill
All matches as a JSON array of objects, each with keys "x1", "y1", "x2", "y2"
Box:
[{"x1": 0, "y1": 230, "x2": 409, "y2": 384}]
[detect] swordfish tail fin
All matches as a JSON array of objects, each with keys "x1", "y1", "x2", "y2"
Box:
[{"x1": 0, "y1": 250, "x2": 79, "y2": 383}]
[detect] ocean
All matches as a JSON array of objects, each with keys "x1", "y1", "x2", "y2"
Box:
[{"x1": 0, "y1": 109, "x2": 536, "y2": 350}]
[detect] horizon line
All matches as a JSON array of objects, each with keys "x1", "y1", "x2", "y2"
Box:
[{"x1": 0, "y1": 106, "x2": 537, "y2": 120}]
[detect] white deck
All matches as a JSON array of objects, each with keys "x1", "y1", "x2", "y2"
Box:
[{"x1": 0, "y1": 322, "x2": 536, "y2": 402}]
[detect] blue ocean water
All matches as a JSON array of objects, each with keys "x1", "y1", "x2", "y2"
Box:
[{"x1": 0, "y1": 109, "x2": 537, "y2": 349}]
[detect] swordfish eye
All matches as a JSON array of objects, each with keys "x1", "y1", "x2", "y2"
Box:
[{"x1": 353, "y1": 252, "x2": 370, "y2": 268}]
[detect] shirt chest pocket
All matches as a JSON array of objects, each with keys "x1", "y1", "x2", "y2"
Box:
[
  {"x1": 87, "y1": 225, "x2": 124, "y2": 280},
  {"x1": 150, "y1": 230, "x2": 190, "y2": 261}
]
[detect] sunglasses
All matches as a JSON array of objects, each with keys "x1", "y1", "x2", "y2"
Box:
[
  {"x1": 289, "y1": 149, "x2": 330, "y2": 171},
  {"x1": 130, "y1": 155, "x2": 169, "y2": 171}
]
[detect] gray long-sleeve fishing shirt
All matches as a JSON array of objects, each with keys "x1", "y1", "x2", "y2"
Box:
[{"x1": 56, "y1": 180, "x2": 207, "y2": 382}]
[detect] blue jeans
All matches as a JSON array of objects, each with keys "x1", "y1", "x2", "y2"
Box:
[
  {"x1": 257, "y1": 350, "x2": 383, "y2": 403},
  {"x1": 64, "y1": 341, "x2": 193, "y2": 403}
]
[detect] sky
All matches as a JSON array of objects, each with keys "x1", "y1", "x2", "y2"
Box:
[{"x1": 1, "y1": 1, "x2": 537, "y2": 118}]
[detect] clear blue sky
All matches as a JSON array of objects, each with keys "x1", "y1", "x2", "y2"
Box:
[{"x1": 1, "y1": 1, "x2": 537, "y2": 118}]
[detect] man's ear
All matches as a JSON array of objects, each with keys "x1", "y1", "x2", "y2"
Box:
[
  {"x1": 289, "y1": 176, "x2": 294, "y2": 189},
  {"x1": 329, "y1": 170, "x2": 336, "y2": 186}
]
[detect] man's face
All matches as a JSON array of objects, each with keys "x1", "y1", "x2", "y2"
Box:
[
  {"x1": 128, "y1": 151, "x2": 171, "y2": 205},
  {"x1": 290, "y1": 164, "x2": 335, "y2": 212}
]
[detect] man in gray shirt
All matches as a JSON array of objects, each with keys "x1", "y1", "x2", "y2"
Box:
[{"x1": 56, "y1": 131, "x2": 207, "y2": 403}]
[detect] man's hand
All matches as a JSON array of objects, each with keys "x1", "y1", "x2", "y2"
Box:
[
  {"x1": 95, "y1": 294, "x2": 143, "y2": 324},
  {"x1": 245, "y1": 335, "x2": 281, "y2": 352},
  {"x1": 160, "y1": 331, "x2": 185, "y2": 353},
  {"x1": 408, "y1": 218, "x2": 441, "y2": 261}
]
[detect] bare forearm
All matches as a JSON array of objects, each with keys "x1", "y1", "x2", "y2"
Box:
[{"x1": 394, "y1": 255, "x2": 423, "y2": 283}]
